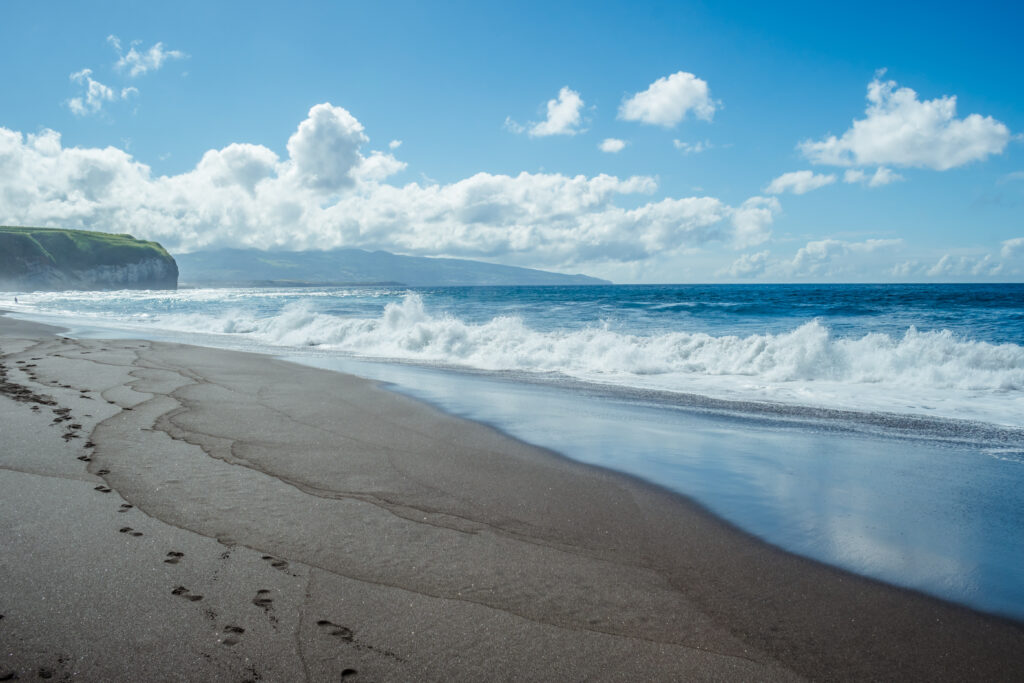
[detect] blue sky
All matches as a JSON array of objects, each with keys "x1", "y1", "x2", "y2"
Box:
[{"x1": 1, "y1": 0, "x2": 1022, "y2": 282}]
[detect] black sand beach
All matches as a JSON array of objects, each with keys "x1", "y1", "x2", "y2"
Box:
[{"x1": 1, "y1": 313, "x2": 1023, "y2": 681}]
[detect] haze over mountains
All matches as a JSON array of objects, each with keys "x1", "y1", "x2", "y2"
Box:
[{"x1": 175, "y1": 248, "x2": 611, "y2": 287}]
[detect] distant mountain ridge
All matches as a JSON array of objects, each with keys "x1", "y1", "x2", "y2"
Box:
[{"x1": 175, "y1": 248, "x2": 611, "y2": 287}]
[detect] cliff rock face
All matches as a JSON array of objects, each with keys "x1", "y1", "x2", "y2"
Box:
[{"x1": 0, "y1": 226, "x2": 178, "y2": 291}]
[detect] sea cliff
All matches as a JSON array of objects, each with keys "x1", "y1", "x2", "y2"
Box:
[{"x1": 0, "y1": 226, "x2": 178, "y2": 291}]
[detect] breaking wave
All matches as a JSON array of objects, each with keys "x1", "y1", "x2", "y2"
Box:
[
  {"x1": 154, "y1": 293, "x2": 1024, "y2": 393},
  {"x1": 12, "y1": 290, "x2": 1024, "y2": 425}
]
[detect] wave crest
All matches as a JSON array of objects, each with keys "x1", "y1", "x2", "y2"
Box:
[{"x1": 156, "y1": 293, "x2": 1024, "y2": 393}]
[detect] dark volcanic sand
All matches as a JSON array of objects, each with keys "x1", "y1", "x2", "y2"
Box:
[{"x1": 1, "y1": 313, "x2": 1022, "y2": 681}]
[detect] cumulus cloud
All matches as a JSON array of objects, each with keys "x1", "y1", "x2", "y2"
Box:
[
  {"x1": 502, "y1": 116, "x2": 525, "y2": 134},
  {"x1": 516, "y1": 86, "x2": 585, "y2": 137},
  {"x1": 388, "y1": 139, "x2": 402, "y2": 150},
  {"x1": 889, "y1": 260, "x2": 918, "y2": 278},
  {"x1": 619, "y1": 71, "x2": 717, "y2": 127},
  {"x1": 800, "y1": 72, "x2": 1011, "y2": 170},
  {"x1": 194, "y1": 143, "x2": 279, "y2": 193},
  {"x1": 673, "y1": 139, "x2": 712, "y2": 154},
  {"x1": 284, "y1": 103, "x2": 370, "y2": 191},
  {"x1": 843, "y1": 167, "x2": 904, "y2": 187},
  {"x1": 789, "y1": 238, "x2": 903, "y2": 276},
  {"x1": 599, "y1": 138, "x2": 626, "y2": 153},
  {"x1": 764, "y1": 170, "x2": 836, "y2": 195},
  {"x1": 108, "y1": 35, "x2": 187, "y2": 77},
  {"x1": 730, "y1": 197, "x2": 778, "y2": 247},
  {"x1": 1000, "y1": 237, "x2": 1024, "y2": 258},
  {"x1": 926, "y1": 253, "x2": 1003, "y2": 278},
  {"x1": 722, "y1": 251, "x2": 770, "y2": 278},
  {"x1": 67, "y1": 36, "x2": 184, "y2": 117},
  {"x1": 726, "y1": 239, "x2": 1015, "y2": 281},
  {"x1": 0, "y1": 105, "x2": 773, "y2": 269},
  {"x1": 66, "y1": 69, "x2": 134, "y2": 116},
  {"x1": 506, "y1": 87, "x2": 585, "y2": 137}
]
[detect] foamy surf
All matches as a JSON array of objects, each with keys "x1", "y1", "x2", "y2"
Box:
[{"x1": 7, "y1": 286, "x2": 1024, "y2": 427}]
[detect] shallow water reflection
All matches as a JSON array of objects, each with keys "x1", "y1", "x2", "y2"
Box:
[{"x1": 292, "y1": 355, "x2": 1024, "y2": 623}]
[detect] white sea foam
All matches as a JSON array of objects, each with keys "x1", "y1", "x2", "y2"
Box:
[{"x1": 10, "y1": 291, "x2": 1024, "y2": 426}]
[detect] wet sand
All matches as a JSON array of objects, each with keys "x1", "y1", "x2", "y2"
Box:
[{"x1": 1, "y1": 313, "x2": 1022, "y2": 681}]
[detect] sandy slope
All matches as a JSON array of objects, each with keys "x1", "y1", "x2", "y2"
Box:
[{"x1": 1, "y1": 313, "x2": 1021, "y2": 681}]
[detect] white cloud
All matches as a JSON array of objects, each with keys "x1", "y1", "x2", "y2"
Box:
[
  {"x1": 194, "y1": 143, "x2": 279, "y2": 192},
  {"x1": 789, "y1": 238, "x2": 902, "y2": 276},
  {"x1": 388, "y1": 139, "x2": 402, "y2": 150},
  {"x1": 526, "y1": 86, "x2": 585, "y2": 137},
  {"x1": 843, "y1": 169, "x2": 866, "y2": 184},
  {"x1": 1001, "y1": 237, "x2": 1024, "y2": 258},
  {"x1": 502, "y1": 116, "x2": 525, "y2": 134},
  {"x1": 355, "y1": 150, "x2": 408, "y2": 182},
  {"x1": 723, "y1": 251, "x2": 770, "y2": 278},
  {"x1": 0, "y1": 107, "x2": 774, "y2": 270},
  {"x1": 284, "y1": 103, "x2": 369, "y2": 192},
  {"x1": 730, "y1": 196, "x2": 778, "y2": 247},
  {"x1": 889, "y1": 260, "x2": 918, "y2": 278},
  {"x1": 673, "y1": 139, "x2": 712, "y2": 154},
  {"x1": 742, "y1": 240, "x2": 1016, "y2": 281},
  {"x1": 867, "y1": 167, "x2": 903, "y2": 186},
  {"x1": 619, "y1": 71, "x2": 717, "y2": 127},
  {"x1": 599, "y1": 138, "x2": 626, "y2": 153},
  {"x1": 801, "y1": 72, "x2": 1011, "y2": 170},
  {"x1": 67, "y1": 36, "x2": 184, "y2": 117},
  {"x1": 765, "y1": 170, "x2": 836, "y2": 195},
  {"x1": 108, "y1": 35, "x2": 186, "y2": 77},
  {"x1": 67, "y1": 68, "x2": 133, "y2": 116},
  {"x1": 843, "y1": 166, "x2": 904, "y2": 187},
  {"x1": 925, "y1": 253, "x2": 1003, "y2": 278}
]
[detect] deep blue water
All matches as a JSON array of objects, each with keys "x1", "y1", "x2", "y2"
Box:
[{"x1": 402, "y1": 283, "x2": 1024, "y2": 342}]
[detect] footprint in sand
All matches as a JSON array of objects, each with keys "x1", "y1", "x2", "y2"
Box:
[
  {"x1": 118, "y1": 503, "x2": 133, "y2": 512},
  {"x1": 221, "y1": 625, "x2": 245, "y2": 646},
  {"x1": 261, "y1": 555, "x2": 290, "y2": 571},
  {"x1": 77, "y1": 455, "x2": 92, "y2": 462},
  {"x1": 171, "y1": 586, "x2": 203, "y2": 602},
  {"x1": 316, "y1": 619, "x2": 354, "y2": 642},
  {"x1": 252, "y1": 589, "x2": 273, "y2": 610},
  {"x1": 341, "y1": 670, "x2": 358, "y2": 680},
  {"x1": 94, "y1": 485, "x2": 112, "y2": 493},
  {"x1": 164, "y1": 551, "x2": 184, "y2": 564},
  {"x1": 96, "y1": 468, "x2": 109, "y2": 476},
  {"x1": 119, "y1": 526, "x2": 143, "y2": 537}
]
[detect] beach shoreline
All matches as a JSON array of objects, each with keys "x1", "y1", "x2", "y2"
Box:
[{"x1": 2, "y1": 312, "x2": 1022, "y2": 681}]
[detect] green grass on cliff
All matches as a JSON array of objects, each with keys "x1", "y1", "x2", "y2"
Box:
[{"x1": 0, "y1": 226, "x2": 174, "y2": 272}]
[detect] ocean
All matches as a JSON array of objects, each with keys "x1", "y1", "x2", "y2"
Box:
[{"x1": 6, "y1": 283, "x2": 1024, "y2": 620}]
